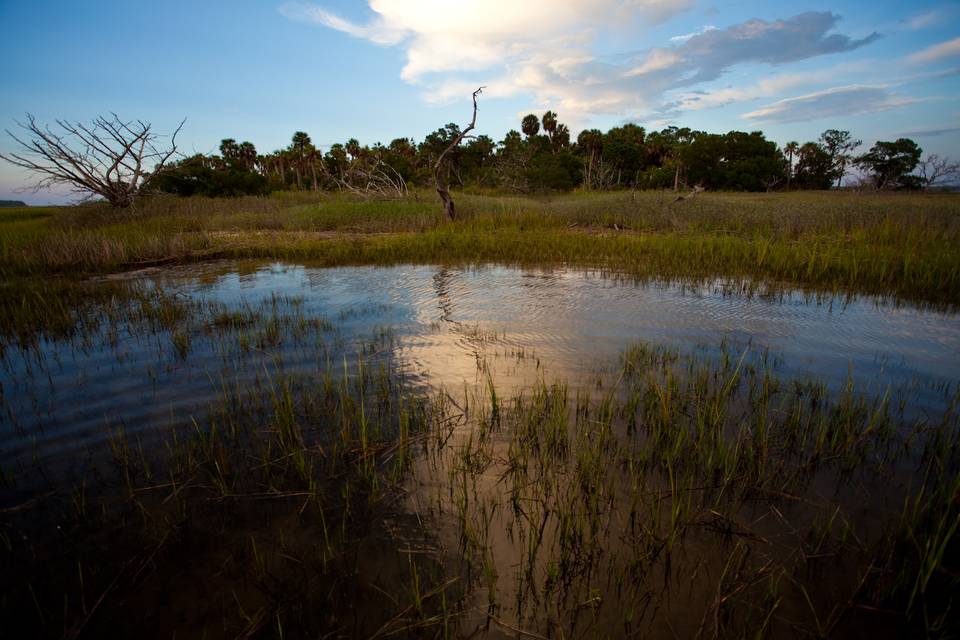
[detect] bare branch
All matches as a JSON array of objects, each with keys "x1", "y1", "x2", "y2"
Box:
[
  {"x1": 433, "y1": 87, "x2": 484, "y2": 220},
  {"x1": 918, "y1": 154, "x2": 960, "y2": 190},
  {"x1": 0, "y1": 113, "x2": 186, "y2": 208}
]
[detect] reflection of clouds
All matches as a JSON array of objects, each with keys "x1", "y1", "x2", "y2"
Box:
[
  {"x1": 13, "y1": 262, "x2": 958, "y2": 467},
  {"x1": 388, "y1": 265, "x2": 960, "y2": 394}
]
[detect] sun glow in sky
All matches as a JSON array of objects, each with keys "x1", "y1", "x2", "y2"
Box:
[{"x1": 1, "y1": 0, "x2": 958, "y2": 203}]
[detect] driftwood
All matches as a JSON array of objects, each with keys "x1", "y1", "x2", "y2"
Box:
[
  {"x1": 671, "y1": 185, "x2": 704, "y2": 203},
  {"x1": 433, "y1": 87, "x2": 484, "y2": 220}
]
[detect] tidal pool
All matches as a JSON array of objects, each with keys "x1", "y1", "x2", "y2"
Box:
[
  {"x1": 3, "y1": 261, "x2": 957, "y2": 466},
  {"x1": 2, "y1": 262, "x2": 958, "y2": 638}
]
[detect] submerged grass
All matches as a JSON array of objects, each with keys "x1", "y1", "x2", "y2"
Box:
[
  {"x1": 0, "y1": 281, "x2": 957, "y2": 638},
  {"x1": 1, "y1": 295, "x2": 464, "y2": 638},
  {"x1": 419, "y1": 342, "x2": 960, "y2": 638},
  {"x1": 1, "y1": 189, "x2": 958, "y2": 305}
]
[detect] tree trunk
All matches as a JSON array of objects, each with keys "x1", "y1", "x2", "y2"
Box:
[
  {"x1": 432, "y1": 87, "x2": 484, "y2": 221},
  {"x1": 437, "y1": 185, "x2": 456, "y2": 220}
]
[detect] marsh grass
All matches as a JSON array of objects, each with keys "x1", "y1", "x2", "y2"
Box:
[
  {"x1": 0, "y1": 288, "x2": 958, "y2": 637},
  {"x1": 1, "y1": 190, "x2": 959, "y2": 637},
  {"x1": 2, "y1": 189, "x2": 958, "y2": 305},
  {"x1": 1, "y1": 297, "x2": 465, "y2": 638},
  {"x1": 407, "y1": 342, "x2": 960, "y2": 638}
]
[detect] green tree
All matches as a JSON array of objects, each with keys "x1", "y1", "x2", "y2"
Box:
[
  {"x1": 152, "y1": 153, "x2": 268, "y2": 197},
  {"x1": 603, "y1": 124, "x2": 647, "y2": 186},
  {"x1": 219, "y1": 138, "x2": 239, "y2": 162},
  {"x1": 541, "y1": 111, "x2": 558, "y2": 141},
  {"x1": 238, "y1": 142, "x2": 257, "y2": 171},
  {"x1": 576, "y1": 129, "x2": 605, "y2": 189},
  {"x1": 525, "y1": 150, "x2": 581, "y2": 190},
  {"x1": 854, "y1": 138, "x2": 923, "y2": 190},
  {"x1": 784, "y1": 141, "x2": 799, "y2": 188},
  {"x1": 461, "y1": 135, "x2": 496, "y2": 184},
  {"x1": 521, "y1": 114, "x2": 540, "y2": 139},
  {"x1": 681, "y1": 131, "x2": 784, "y2": 191},
  {"x1": 819, "y1": 129, "x2": 861, "y2": 188},
  {"x1": 552, "y1": 123, "x2": 571, "y2": 150},
  {"x1": 793, "y1": 142, "x2": 833, "y2": 190},
  {"x1": 289, "y1": 131, "x2": 315, "y2": 190},
  {"x1": 324, "y1": 144, "x2": 349, "y2": 180}
]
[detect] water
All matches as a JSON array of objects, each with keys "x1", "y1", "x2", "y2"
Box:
[
  {"x1": 4, "y1": 261, "x2": 959, "y2": 638},
  {"x1": 2, "y1": 261, "x2": 958, "y2": 468}
]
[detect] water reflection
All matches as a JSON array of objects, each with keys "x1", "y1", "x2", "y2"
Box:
[{"x1": 2, "y1": 261, "x2": 958, "y2": 469}]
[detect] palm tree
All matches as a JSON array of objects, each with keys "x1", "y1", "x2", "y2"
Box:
[
  {"x1": 289, "y1": 132, "x2": 314, "y2": 190},
  {"x1": 577, "y1": 129, "x2": 604, "y2": 189},
  {"x1": 521, "y1": 114, "x2": 540, "y2": 139},
  {"x1": 784, "y1": 141, "x2": 799, "y2": 189},
  {"x1": 238, "y1": 142, "x2": 257, "y2": 171},
  {"x1": 345, "y1": 138, "x2": 361, "y2": 160},
  {"x1": 541, "y1": 111, "x2": 558, "y2": 142},
  {"x1": 552, "y1": 124, "x2": 570, "y2": 150}
]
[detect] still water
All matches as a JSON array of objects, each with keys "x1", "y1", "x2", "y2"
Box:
[
  {"x1": 3, "y1": 261, "x2": 960, "y2": 638},
  {"x1": 2, "y1": 261, "x2": 958, "y2": 468}
]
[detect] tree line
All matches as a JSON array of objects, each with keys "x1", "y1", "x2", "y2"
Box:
[
  {"x1": 150, "y1": 112, "x2": 956, "y2": 199},
  {"x1": 2, "y1": 111, "x2": 957, "y2": 209}
]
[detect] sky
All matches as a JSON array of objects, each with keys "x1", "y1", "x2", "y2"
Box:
[{"x1": 1, "y1": 0, "x2": 958, "y2": 204}]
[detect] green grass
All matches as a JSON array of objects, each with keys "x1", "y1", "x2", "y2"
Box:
[{"x1": 1, "y1": 189, "x2": 958, "y2": 305}]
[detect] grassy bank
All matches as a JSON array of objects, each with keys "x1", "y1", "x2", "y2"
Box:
[{"x1": 2, "y1": 190, "x2": 958, "y2": 305}]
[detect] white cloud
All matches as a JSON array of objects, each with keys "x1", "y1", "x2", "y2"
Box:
[
  {"x1": 670, "y1": 25, "x2": 717, "y2": 43},
  {"x1": 667, "y1": 61, "x2": 872, "y2": 112},
  {"x1": 908, "y1": 37, "x2": 960, "y2": 65},
  {"x1": 282, "y1": 0, "x2": 694, "y2": 80},
  {"x1": 743, "y1": 85, "x2": 921, "y2": 124},
  {"x1": 905, "y1": 10, "x2": 941, "y2": 30},
  {"x1": 284, "y1": 4, "x2": 881, "y2": 123},
  {"x1": 627, "y1": 49, "x2": 682, "y2": 75},
  {"x1": 897, "y1": 125, "x2": 960, "y2": 138}
]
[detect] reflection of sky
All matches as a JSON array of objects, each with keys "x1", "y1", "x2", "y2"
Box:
[{"x1": 3, "y1": 262, "x2": 959, "y2": 470}]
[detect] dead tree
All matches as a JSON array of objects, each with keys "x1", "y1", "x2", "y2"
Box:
[
  {"x1": 433, "y1": 87, "x2": 483, "y2": 220},
  {"x1": 0, "y1": 113, "x2": 184, "y2": 208},
  {"x1": 918, "y1": 154, "x2": 960, "y2": 190},
  {"x1": 336, "y1": 160, "x2": 408, "y2": 200}
]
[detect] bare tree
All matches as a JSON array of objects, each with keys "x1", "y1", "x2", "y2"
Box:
[
  {"x1": 434, "y1": 87, "x2": 483, "y2": 221},
  {"x1": 0, "y1": 113, "x2": 184, "y2": 208},
  {"x1": 918, "y1": 154, "x2": 960, "y2": 190}
]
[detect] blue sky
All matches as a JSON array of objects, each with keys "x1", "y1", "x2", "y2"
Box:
[{"x1": 1, "y1": 0, "x2": 958, "y2": 203}]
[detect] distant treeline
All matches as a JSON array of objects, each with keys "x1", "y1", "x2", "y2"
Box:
[
  {"x1": 0, "y1": 200, "x2": 27, "y2": 207},
  {"x1": 150, "y1": 111, "x2": 951, "y2": 197}
]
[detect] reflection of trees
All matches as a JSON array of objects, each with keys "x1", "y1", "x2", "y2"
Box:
[
  {"x1": 519, "y1": 270, "x2": 560, "y2": 293},
  {"x1": 433, "y1": 268, "x2": 456, "y2": 324}
]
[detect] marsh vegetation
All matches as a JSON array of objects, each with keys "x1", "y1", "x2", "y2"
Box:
[
  {"x1": 0, "y1": 188, "x2": 958, "y2": 638},
  {"x1": 1, "y1": 190, "x2": 958, "y2": 304}
]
